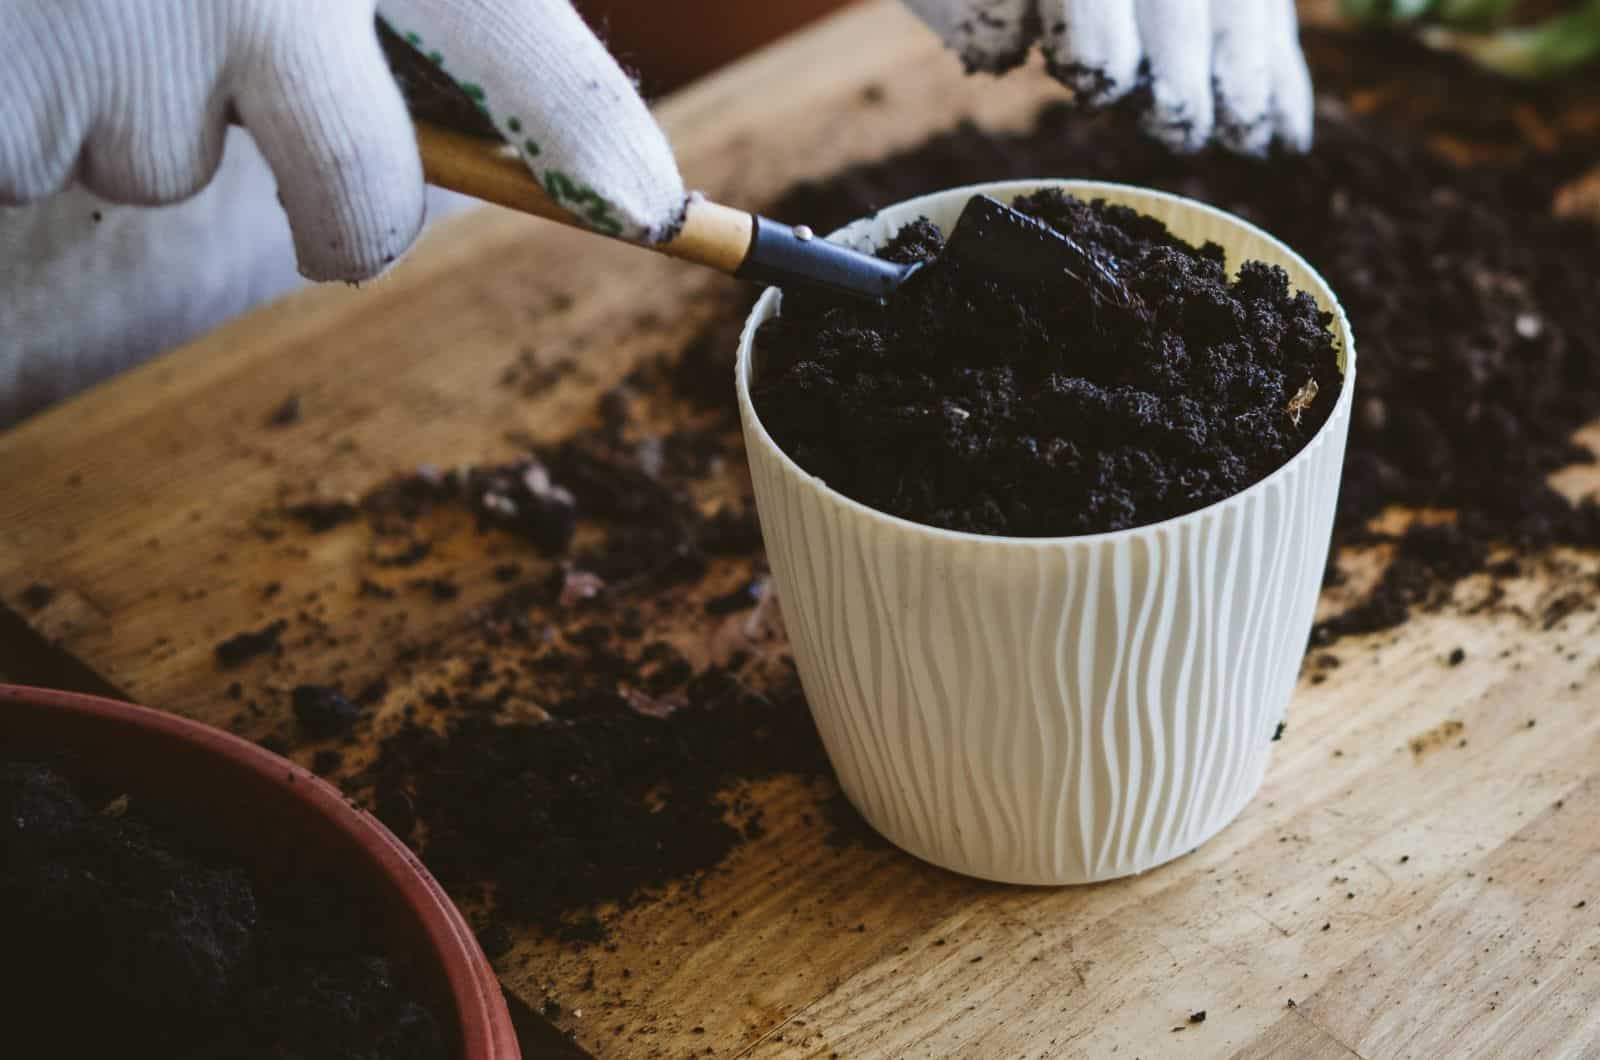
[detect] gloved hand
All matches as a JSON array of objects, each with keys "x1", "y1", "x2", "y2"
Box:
[
  {"x1": 899, "y1": 0, "x2": 1314, "y2": 155},
  {"x1": 0, "y1": 0, "x2": 685, "y2": 283}
]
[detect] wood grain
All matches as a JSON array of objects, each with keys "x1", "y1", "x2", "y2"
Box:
[{"x1": 5, "y1": 4, "x2": 1600, "y2": 1058}]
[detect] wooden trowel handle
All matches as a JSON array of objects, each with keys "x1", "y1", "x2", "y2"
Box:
[
  {"x1": 414, "y1": 119, "x2": 752, "y2": 274},
  {"x1": 414, "y1": 118, "x2": 907, "y2": 302}
]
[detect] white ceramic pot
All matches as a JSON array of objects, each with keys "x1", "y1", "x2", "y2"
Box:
[{"x1": 737, "y1": 179, "x2": 1355, "y2": 885}]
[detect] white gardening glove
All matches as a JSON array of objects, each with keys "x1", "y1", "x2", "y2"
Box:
[
  {"x1": 0, "y1": 0, "x2": 686, "y2": 283},
  {"x1": 899, "y1": 0, "x2": 1314, "y2": 154}
]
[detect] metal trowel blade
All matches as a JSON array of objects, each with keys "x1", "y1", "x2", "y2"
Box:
[{"x1": 942, "y1": 194, "x2": 1135, "y2": 307}]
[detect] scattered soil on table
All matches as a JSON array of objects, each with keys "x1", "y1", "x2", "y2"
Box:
[
  {"x1": 216, "y1": 619, "x2": 288, "y2": 668},
  {"x1": 293, "y1": 683, "x2": 362, "y2": 738},
  {"x1": 1408, "y1": 719, "x2": 1466, "y2": 759},
  {"x1": 19, "y1": 582, "x2": 55, "y2": 610},
  {"x1": 329, "y1": 355, "x2": 835, "y2": 941},
  {"x1": 368, "y1": 655, "x2": 825, "y2": 939},
  {"x1": 1310, "y1": 523, "x2": 1492, "y2": 644},
  {"x1": 502, "y1": 349, "x2": 579, "y2": 398},
  {"x1": 286, "y1": 498, "x2": 361, "y2": 533},
  {"x1": 753, "y1": 188, "x2": 1341, "y2": 536},
  {"x1": 264, "y1": 393, "x2": 302, "y2": 429},
  {"x1": 761, "y1": 31, "x2": 1600, "y2": 637},
  {"x1": 0, "y1": 761, "x2": 450, "y2": 1059},
  {"x1": 245, "y1": 31, "x2": 1598, "y2": 941}
]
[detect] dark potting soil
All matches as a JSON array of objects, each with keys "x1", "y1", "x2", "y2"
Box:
[
  {"x1": 293, "y1": 683, "x2": 363, "y2": 738},
  {"x1": 19, "y1": 581, "x2": 55, "y2": 609},
  {"x1": 368, "y1": 660, "x2": 826, "y2": 939},
  {"x1": 0, "y1": 761, "x2": 450, "y2": 1060},
  {"x1": 752, "y1": 188, "x2": 1342, "y2": 536},
  {"x1": 265, "y1": 393, "x2": 303, "y2": 429},
  {"x1": 277, "y1": 32, "x2": 1595, "y2": 943},
  {"x1": 350, "y1": 359, "x2": 832, "y2": 940},
  {"x1": 758, "y1": 37, "x2": 1600, "y2": 634},
  {"x1": 216, "y1": 619, "x2": 288, "y2": 668}
]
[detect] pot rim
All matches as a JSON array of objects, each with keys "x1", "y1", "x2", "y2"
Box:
[
  {"x1": 0, "y1": 683, "x2": 519, "y2": 1060},
  {"x1": 735, "y1": 177, "x2": 1356, "y2": 549}
]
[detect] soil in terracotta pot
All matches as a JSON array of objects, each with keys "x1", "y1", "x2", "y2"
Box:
[
  {"x1": 0, "y1": 760, "x2": 452, "y2": 1060},
  {"x1": 752, "y1": 188, "x2": 1344, "y2": 536}
]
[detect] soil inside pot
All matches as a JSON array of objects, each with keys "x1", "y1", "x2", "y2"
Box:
[
  {"x1": 0, "y1": 760, "x2": 453, "y2": 1060},
  {"x1": 752, "y1": 188, "x2": 1343, "y2": 536}
]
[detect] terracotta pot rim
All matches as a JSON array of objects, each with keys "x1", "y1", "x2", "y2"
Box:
[{"x1": 0, "y1": 683, "x2": 519, "y2": 1060}]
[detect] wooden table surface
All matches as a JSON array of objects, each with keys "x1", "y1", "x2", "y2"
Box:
[{"x1": 6, "y1": 4, "x2": 1600, "y2": 1057}]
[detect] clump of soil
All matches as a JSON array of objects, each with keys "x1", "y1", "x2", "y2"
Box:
[
  {"x1": 216, "y1": 619, "x2": 288, "y2": 668},
  {"x1": 19, "y1": 582, "x2": 54, "y2": 609},
  {"x1": 365, "y1": 459, "x2": 578, "y2": 557},
  {"x1": 286, "y1": 498, "x2": 360, "y2": 532},
  {"x1": 293, "y1": 683, "x2": 362, "y2": 737},
  {"x1": 264, "y1": 393, "x2": 302, "y2": 429},
  {"x1": 1310, "y1": 522, "x2": 1492, "y2": 644},
  {"x1": 753, "y1": 188, "x2": 1341, "y2": 536},
  {"x1": 0, "y1": 761, "x2": 450, "y2": 1059}
]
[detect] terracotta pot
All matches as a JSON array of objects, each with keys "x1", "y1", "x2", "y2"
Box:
[
  {"x1": 575, "y1": 0, "x2": 861, "y2": 94},
  {"x1": 0, "y1": 684, "x2": 519, "y2": 1060}
]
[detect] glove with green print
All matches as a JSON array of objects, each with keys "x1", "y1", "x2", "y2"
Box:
[
  {"x1": 0, "y1": 0, "x2": 686, "y2": 283},
  {"x1": 380, "y1": 0, "x2": 685, "y2": 242}
]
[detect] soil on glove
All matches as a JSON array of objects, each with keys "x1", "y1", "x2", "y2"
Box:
[
  {"x1": 752, "y1": 188, "x2": 1342, "y2": 536},
  {"x1": 0, "y1": 760, "x2": 451, "y2": 1060}
]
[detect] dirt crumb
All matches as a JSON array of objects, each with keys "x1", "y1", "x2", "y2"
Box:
[{"x1": 1409, "y1": 719, "x2": 1466, "y2": 759}]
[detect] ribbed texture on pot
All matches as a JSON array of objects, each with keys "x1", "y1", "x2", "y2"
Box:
[{"x1": 737, "y1": 180, "x2": 1354, "y2": 885}]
